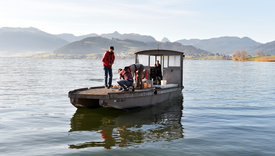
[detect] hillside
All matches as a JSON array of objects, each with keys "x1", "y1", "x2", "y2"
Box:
[
  {"x1": 101, "y1": 31, "x2": 157, "y2": 42},
  {"x1": 176, "y1": 36, "x2": 262, "y2": 55},
  {"x1": 247, "y1": 40, "x2": 275, "y2": 55},
  {"x1": 0, "y1": 27, "x2": 68, "y2": 56},
  {"x1": 54, "y1": 36, "x2": 211, "y2": 56}
]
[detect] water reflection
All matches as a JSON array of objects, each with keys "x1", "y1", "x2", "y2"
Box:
[{"x1": 69, "y1": 95, "x2": 184, "y2": 149}]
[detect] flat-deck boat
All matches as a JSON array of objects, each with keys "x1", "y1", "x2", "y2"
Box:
[{"x1": 68, "y1": 49, "x2": 185, "y2": 109}]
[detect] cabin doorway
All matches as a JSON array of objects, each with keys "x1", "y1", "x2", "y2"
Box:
[{"x1": 149, "y1": 55, "x2": 163, "y2": 85}]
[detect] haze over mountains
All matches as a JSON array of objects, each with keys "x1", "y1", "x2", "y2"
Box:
[{"x1": 1, "y1": 27, "x2": 275, "y2": 57}]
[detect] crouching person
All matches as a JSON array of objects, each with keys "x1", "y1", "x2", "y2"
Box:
[
  {"x1": 129, "y1": 64, "x2": 144, "y2": 89},
  {"x1": 117, "y1": 67, "x2": 134, "y2": 92}
]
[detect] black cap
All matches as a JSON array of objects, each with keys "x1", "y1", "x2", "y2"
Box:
[{"x1": 110, "y1": 46, "x2": 114, "y2": 50}]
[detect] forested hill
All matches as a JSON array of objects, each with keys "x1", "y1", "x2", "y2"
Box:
[
  {"x1": 247, "y1": 40, "x2": 275, "y2": 55},
  {"x1": 54, "y1": 36, "x2": 211, "y2": 55}
]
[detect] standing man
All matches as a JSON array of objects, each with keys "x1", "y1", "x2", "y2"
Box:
[
  {"x1": 129, "y1": 64, "x2": 144, "y2": 89},
  {"x1": 102, "y1": 46, "x2": 115, "y2": 89},
  {"x1": 155, "y1": 60, "x2": 162, "y2": 80}
]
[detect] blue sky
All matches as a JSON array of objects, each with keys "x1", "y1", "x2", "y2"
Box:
[{"x1": 1, "y1": 0, "x2": 275, "y2": 43}]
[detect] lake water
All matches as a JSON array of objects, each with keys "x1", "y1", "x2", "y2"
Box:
[{"x1": 0, "y1": 58, "x2": 274, "y2": 156}]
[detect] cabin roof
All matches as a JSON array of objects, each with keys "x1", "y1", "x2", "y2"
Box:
[{"x1": 134, "y1": 49, "x2": 185, "y2": 56}]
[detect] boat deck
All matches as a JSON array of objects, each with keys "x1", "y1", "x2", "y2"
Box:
[
  {"x1": 69, "y1": 84, "x2": 182, "y2": 109},
  {"x1": 77, "y1": 87, "x2": 153, "y2": 95}
]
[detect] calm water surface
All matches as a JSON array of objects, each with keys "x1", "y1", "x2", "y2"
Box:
[{"x1": 0, "y1": 58, "x2": 274, "y2": 156}]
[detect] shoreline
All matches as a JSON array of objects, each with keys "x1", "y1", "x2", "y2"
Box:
[{"x1": 1, "y1": 54, "x2": 275, "y2": 61}]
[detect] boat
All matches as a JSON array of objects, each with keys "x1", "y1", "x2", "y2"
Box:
[{"x1": 68, "y1": 49, "x2": 185, "y2": 109}]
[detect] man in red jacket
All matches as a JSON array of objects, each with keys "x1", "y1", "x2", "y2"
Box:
[{"x1": 102, "y1": 46, "x2": 115, "y2": 89}]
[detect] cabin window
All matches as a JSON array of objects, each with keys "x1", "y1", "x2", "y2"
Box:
[
  {"x1": 137, "y1": 55, "x2": 149, "y2": 66},
  {"x1": 156, "y1": 56, "x2": 161, "y2": 63},
  {"x1": 163, "y1": 56, "x2": 168, "y2": 68},
  {"x1": 150, "y1": 55, "x2": 155, "y2": 67},
  {"x1": 169, "y1": 55, "x2": 181, "y2": 67}
]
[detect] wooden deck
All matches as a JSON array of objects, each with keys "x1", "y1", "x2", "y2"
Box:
[{"x1": 77, "y1": 87, "x2": 153, "y2": 95}]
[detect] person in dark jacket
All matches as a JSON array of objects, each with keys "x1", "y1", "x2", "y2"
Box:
[
  {"x1": 155, "y1": 60, "x2": 162, "y2": 83},
  {"x1": 102, "y1": 46, "x2": 115, "y2": 89}
]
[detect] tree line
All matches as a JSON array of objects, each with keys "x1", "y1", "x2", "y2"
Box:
[{"x1": 233, "y1": 49, "x2": 266, "y2": 61}]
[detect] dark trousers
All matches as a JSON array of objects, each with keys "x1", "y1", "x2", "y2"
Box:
[
  {"x1": 104, "y1": 66, "x2": 112, "y2": 87},
  {"x1": 117, "y1": 80, "x2": 133, "y2": 89},
  {"x1": 136, "y1": 64, "x2": 144, "y2": 89}
]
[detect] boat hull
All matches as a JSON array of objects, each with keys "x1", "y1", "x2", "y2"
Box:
[{"x1": 69, "y1": 86, "x2": 183, "y2": 109}]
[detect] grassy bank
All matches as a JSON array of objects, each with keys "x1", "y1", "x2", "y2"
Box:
[
  {"x1": 185, "y1": 55, "x2": 232, "y2": 60},
  {"x1": 247, "y1": 56, "x2": 275, "y2": 62}
]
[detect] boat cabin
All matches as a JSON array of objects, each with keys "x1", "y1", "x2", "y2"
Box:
[{"x1": 135, "y1": 49, "x2": 185, "y2": 87}]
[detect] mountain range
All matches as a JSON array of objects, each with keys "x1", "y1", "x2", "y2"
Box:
[
  {"x1": 54, "y1": 31, "x2": 156, "y2": 43},
  {"x1": 1, "y1": 27, "x2": 275, "y2": 57},
  {"x1": 176, "y1": 37, "x2": 262, "y2": 55},
  {"x1": 0, "y1": 27, "x2": 68, "y2": 56},
  {"x1": 55, "y1": 33, "x2": 98, "y2": 43},
  {"x1": 54, "y1": 36, "x2": 210, "y2": 56},
  {"x1": 161, "y1": 37, "x2": 170, "y2": 42}
]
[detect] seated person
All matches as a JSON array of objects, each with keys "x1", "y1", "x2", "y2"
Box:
[
  {"x1": 135, "y1": 69, "x2": 149, "y2": 82},
  {"x1": 117, "y1": 67, "x2": 134, "y2": 91}
]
